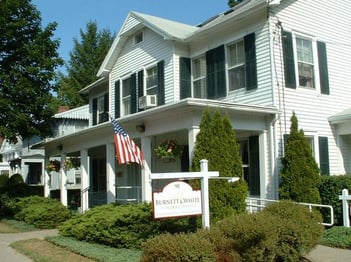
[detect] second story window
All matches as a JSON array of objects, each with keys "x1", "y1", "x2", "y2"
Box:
[
  {"x1": 192, "y1": 55, "x2": 207, "y2": 98},
  {"x1": 122, "y1": 78, "x2": 131, "y2": 116},
  {"x1": 296, "y1": 37, "x2": 314, "y2": 88},
  {"x1": 146, "y1": 66, "x2": 157, "y2": 95},
  {"x1": 93, "y1": 93, "x2": 108, "y2": 125},
  {"x1": 227, "y1": 40, "x2": 245, "y2": 91}
]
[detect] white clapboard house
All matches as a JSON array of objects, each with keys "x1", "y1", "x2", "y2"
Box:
[{"x1": 34, "y1": 0, "x2": 351, "y2": 211}]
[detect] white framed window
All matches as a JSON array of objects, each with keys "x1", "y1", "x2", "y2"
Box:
[
  {"x1": 134, "y1": 31, "x2": 143, "y2": 44},
  {"x1": 146, "y1": 65, "x2": 157, "y2": 95},
  {"x1": 192, "y1": 55, "x2": 207, "y2": 98},
  {"x1": 96, "y1": 94, "x2": 107, "y2": 124},
  {"x1": 295, "y1": 36, "x2": 315, "y2": 88},
  {"x1": 122, "y1": 77, "x2": 131, "y2": 116},
  {"x1": 227, "y1": 40, "x2": 245, "y2": 91}
]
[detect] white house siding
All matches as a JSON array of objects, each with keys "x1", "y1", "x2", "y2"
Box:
[
  {"x1": 110, "y1": 28, "x2": 176, "y2": 116},
  {"x1": 270, "y1": 0, "x2": 351, "y2": 175}
]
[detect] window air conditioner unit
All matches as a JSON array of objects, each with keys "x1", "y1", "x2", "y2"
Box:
[{"x1": 138, "y1": 95, "x2": 157, "y2": 109}]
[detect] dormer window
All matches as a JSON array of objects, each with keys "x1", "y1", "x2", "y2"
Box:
[{"x1": 134, "y1": 31, "x2": 143, "y2": 44}]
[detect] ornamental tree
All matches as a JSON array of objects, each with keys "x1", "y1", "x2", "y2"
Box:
[
  {"x1": 279, "y1": 112, "x2": 321, "y2": 203},
  {"x1": 0, "y1": 0, "x2": 63, "y2": 143},
  {"x1": 191, "y1": 108, "x2": 248, "y2": 222}
]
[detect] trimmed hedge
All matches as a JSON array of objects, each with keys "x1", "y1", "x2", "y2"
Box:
[
  {"x1": 1, "y1": 195, "x2": 71, "y2": 229},
  {"x1": 58, "y1": 202, "x2": 196, "y2": 249},
  {"x1": 319, "y1": 174, "x2": 351, "y2": 226},
  {"x1": 141, "y1": 201, "x2": 324, "y2": 261}
]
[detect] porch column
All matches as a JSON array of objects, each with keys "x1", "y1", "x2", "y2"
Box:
[
  {"x1": 141, "y1": 136, "x2": 152, "y2": 202},
  {"x1": 60, "y1": 153, "x2": 67, "y2": 206},
  {"x1": 259, "y1": 130, "x2": 268, "y2": 199},
  {"x1": 43, "y1": 157, "x2": 50, "y2": 197},
  {"x1": 106, "y1": 143, "x2": 116, "y2": 204},
  {"x1": 188, "y1": 127, "x2": 200, "y2": 163},
  {"x1": 80, "y1": 148, "x2": 89, "y2": 212}
]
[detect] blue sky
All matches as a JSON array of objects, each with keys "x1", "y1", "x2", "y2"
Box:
[{"x1": 32, "y1": 0, "x2": 230, "y2": 72}]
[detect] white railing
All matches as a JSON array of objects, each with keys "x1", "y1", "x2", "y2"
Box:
[
  {"x1": 246, "y1": 197, "x2": 334, "y2": 227},
  {"x1": 115, "y1": 186, "x2": 142, "y2": 203}
]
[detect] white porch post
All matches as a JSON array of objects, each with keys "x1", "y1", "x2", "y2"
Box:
[
  {"x1": 141, "y1": 136, "x2": 152, "y2": 202},
  {"x1": 43, "y1": 157, "x2": 50, "y2": 197},
  {"x1": 106, "y1": 143, "x2": 116, "y2": 204},
  {"x1": 259, "y1": 130, "x2": 268, "y2": 199},
  {"x1": 60, "y1": 153, "x2": 67, "y2": 206},
  {"x1": 188, "y1": 127, "x2": 200, "y2": 163},
  {"x1": 80, "y1": 148, "x2": 89, "y2": 212}
]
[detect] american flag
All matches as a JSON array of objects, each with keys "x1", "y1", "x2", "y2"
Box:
[{"x1": 110, "y1": 117, "x2": 143, "y2": 166}]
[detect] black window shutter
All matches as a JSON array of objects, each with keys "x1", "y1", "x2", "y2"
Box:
[
  {"x1": 249, "y1": 136, "x2": 260, "y2": 196},
  {"x1": 282, "y1": 30, "x2": 296, "y2": 88},
  {"x1": 114, "y1": 80, "x2": 120, "y2": 118},
  {"x1": 206, "y1": 45, "x2": 226, "y2": 99},
  {"x1": 317, "y1": 41, "x2": 330, "y2": 95},
  {"x1": 102, "y1": 93, "x2": 109, "y2": 122},
  {"x1": 157, "y1": 60, "x2": 165, "y2": 105},
  {"x1": 137, "y1": 70, "x2": 144, "y2": 112},
  {"x1": 244, "y1": 33, "x2": 257, "y2": 90},
  {"x1": 179, "y1": 57, "x2": 191, "y2": 99},
  {"x1": 319, "y1": 136, "x2": 330, "y2": 175},
  {"x1": 131, "y1": 73, "x2": 137, "y2": 113},
  {"x1": 92, "y1": 98, "x2": 97, "y2": 125}
]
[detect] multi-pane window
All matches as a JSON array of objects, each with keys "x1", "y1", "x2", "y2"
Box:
[
  {"x1": 227, "y1": 40, "x2": 245, "y2": 91},
  {"x1": 296, "y1": 37, "x2": 314, "y2": 88},
  {"x1": 192, "y1": 56, "x2": 207, "y2": 98},
  {"x1": 146, "y1": 66, "x2": 157, "y2": 95},
  {"x1": 96, "y1": 94, "x2": 107, "y2": 124},
  {"x1": 122, "y1": 78, "x2": 131, "y2": 116}
]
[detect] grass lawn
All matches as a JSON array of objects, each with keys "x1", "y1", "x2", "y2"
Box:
[{"x1": 1, "y1": 219, "x2": 142, "y2": 262}]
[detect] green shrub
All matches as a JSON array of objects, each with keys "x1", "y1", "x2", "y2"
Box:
[
  {"x1": 6, "y1": 173, "x2": 24, "y2": 186},
  {"x1": 6, "y1": 196, "x2": 71, "y2": 229},
  {"x1": 319, "y1": 174, "x2": 351, "y2": 226},
  {"x1": 214, "y1": 201, "x2": 324, "y2": 261},
  {"x1": 0, "y1": 174, "x2": 9, "y2": 188},
  {"x1": 59, "y1": 202, "x2": 197, "y2": 249},
  {"x1": 140, "y1": 232, "x2": 217, "y2": 262},
  {"x1": 320, "y1": 226, "x2": 351, "y2": 249}
]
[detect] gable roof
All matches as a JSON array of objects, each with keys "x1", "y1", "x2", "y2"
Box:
[
  {"x1": 97, "y1": 0, "x2": 280, "y2": 77},
  {"x1": 97, "y1": 11, "x2": 199, "y2": 76}
]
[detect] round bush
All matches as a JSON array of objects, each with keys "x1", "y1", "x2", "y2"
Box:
[
  {"x1": 140, "y1": 232, "x2": 217, "y2": 262},
  {"x1": 6, "y1": 173, "x2": 24, "y2": 186}
]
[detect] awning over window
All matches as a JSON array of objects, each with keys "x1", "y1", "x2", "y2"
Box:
[{"x1": 328, "y1": 108, "x2": 351, "y2": 124}]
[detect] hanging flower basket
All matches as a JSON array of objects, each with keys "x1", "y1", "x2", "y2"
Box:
[
  {"x1": 64, "y1": 158, "x2": 81, "y2": 170},
  {"x1": 46, "y1": 160, "x2": 60, "y2": 172},
  {"x1": 155, "y1": 139, "x2": 183, "y2": 161}
]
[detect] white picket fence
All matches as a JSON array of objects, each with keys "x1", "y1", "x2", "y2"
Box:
[{"x1": 246, "y1": 197, "x2": 334, "y2": 226}]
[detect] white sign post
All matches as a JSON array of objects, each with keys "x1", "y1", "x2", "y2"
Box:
[
  {"x1": 150, "y1": 159, "x2": 218, "y2": 228},
  {"x1": 339, "y1": 188, "x2": 351, "y2": 227}
]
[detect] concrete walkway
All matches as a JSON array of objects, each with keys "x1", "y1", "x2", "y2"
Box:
[
  {"x1": 0, "y1": 229, "x2": 58, "y2": 262},
  {"x1": 1, "y1": 230, "x2": 351, "y2": 261}
]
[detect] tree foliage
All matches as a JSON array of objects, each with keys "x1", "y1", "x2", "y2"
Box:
[
  {"x1": 191, "y1": 108, "x2": 248, "y2": 222},
  {"x1": 279, "y1": 112, "x2": 321, "y2": 203},
  {"x1": 0, "y1": 0, "x2": 63, "y2": 143},
  {"x1": 56, "y1": 21, "x2": 115, "y2": 108},
  {"x1": 228, "y1": 0, "x2": 244, "y2": 8}
]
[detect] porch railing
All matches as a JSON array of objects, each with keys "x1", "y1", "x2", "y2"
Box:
[
  {"x1": 115, "y1": 186, "x2": 142, "y2": 203},
  {"x1": 246, "y1": 197, "x2": 334, "y2": 227}
]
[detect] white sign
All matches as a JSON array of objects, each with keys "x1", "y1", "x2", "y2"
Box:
[{"x1": 153, "y1": 181, "x2": 202, "y2": 219}]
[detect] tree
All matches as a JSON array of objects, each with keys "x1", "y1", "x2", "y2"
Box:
[
  {"x1": 228, "y1": 0, "x2": 244, "y2": 8},
  {"x1": 279, "y1": 112, "x2": 321, "y2": 203},
  {"x1": 0, "y1": 0, "x2": 63, "y2": 143},
  {"x1": 191, "y1": 109, "x2": 248, "y2": 222},
  {"x1": 56, "y1": 21, "x2": 115, "y2": 108}
]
